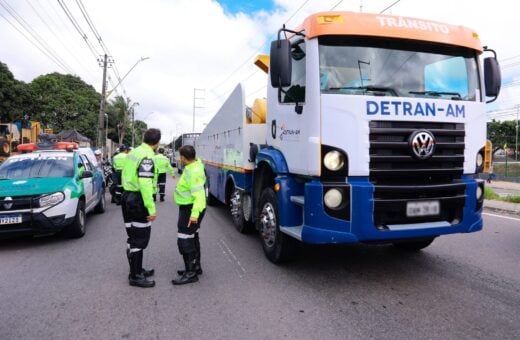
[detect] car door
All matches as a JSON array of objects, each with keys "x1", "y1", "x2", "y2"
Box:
[{"x1": 79, "y1": 154, "x2": 94, "y2": 210}]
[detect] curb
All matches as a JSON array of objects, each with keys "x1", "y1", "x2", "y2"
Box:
[{"x1": 483, "y1": 200, "x2": 520, "y2": 217}]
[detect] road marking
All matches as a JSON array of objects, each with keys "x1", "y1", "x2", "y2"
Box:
[
  {"x1": 218, "y1": 238, "x2": 246, "y2": 279},
  {"x1": 483, "y1": 212, "x2": 520, "y2": 222}
]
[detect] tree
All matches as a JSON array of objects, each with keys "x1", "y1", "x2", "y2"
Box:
[
  {"x1": 106, "y1": 96, "x2": 137, "y2": 145},
  {"x1": 29, "y1": 73, "x2": 100, "y2": 141},
  {"x1": 487, "y1": 119, "x2": 517, "y2": 153},
  {"x1": 0, "y1": 62, "x2": 34, "y2": 122}
]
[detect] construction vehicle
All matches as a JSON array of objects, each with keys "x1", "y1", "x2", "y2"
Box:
[
  {"x1": 0, "y1": 120, "x2": 41, "y2": 162},
  {"x1": 197, "y1": 11, "x2": 502, "y2": 263}
]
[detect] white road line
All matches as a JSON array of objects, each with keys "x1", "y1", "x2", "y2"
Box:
[{"x1": 483, "y1": 212, "x2": 520, "y2": 222}]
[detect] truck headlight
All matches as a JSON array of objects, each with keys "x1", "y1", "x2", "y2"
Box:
[
  {"x1": 324, "y1": 188, "x2": 343, "y2": 209},
  {"x1": 39, "y1": 192, "x2": 65, "y2": 208},
  {"x1": 323, "y1": 150, "x2": 345, "y2": 171},
  {"x1": 476, "y1": 185, "x2": 483, "y2": 201}
]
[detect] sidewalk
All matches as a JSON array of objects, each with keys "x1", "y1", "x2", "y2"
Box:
[{"x1": 484, "y1": 180, "x2": 520, "y2": 216}]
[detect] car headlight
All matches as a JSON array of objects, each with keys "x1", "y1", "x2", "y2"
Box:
[
  {"x1": 39, "y1": 192, "x2": 65, "y2": 208},
  {"x1": 324, "y1": 188, "x2": 343, "y2": 209},
  {"x1": 323, "y1": 150, "x2": 345, "y2": 171}
]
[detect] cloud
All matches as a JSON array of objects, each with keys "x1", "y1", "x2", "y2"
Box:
[{"x1": 0, "y1": 0, "x2": 518, "y2": 142}]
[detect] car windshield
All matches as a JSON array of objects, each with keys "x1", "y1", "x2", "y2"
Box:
[
  {"x1": 319, "y1": 36, "x2": 480, "y2": 101},
  {"x1": 0, "y1": 153, "x2": 74, "y2": 179}
]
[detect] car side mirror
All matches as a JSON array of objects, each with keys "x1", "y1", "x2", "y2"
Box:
[{"x1": 80, "y1": 170, "x2": 93, "y2": 179}]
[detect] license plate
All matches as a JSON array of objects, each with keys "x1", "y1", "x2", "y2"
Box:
[
  {"x1": 0, "y1": 215, "x2": 22, "y2": 225},
  {"x1": 406, "y1": 201, "x2": 440, "y2": 217}
]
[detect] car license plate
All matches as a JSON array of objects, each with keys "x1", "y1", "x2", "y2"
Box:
[
  {"x1": 406, "y1": 201, "x2": 440, "y2": 217},
  {"x1": 0, "y1": 215, "x2": 22, "y2": 225}
]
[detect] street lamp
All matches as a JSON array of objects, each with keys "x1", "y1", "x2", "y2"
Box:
[
  {"x1": 106, "y1": 57, "x2": 150, "y2": 98},
  {"x1": 128, "y1": 102, "x2": 139, "y2": 148}
]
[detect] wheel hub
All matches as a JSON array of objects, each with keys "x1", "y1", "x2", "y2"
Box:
[{"x1": 260, "y1": 203, "x2": 276, "y2": 247}]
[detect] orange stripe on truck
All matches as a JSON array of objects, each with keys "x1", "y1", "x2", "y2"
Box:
[
  {"x1": 298, "y1": 11, "x2": 482, "y2": 52},
  {"x1": 202, "y1": 160, "x2": 253, "y2": 174}
]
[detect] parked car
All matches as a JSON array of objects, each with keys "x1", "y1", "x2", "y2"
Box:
[{"x1": 0, "y1": 141, "x2": 106, "y2": 238}]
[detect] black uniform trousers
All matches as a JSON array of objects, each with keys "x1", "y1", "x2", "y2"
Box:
[
  {"x1": 122, "y1": 191, "x2": 152, "y2": 276},
  {"x1": 177, "y1": 204, "x2": 205, "y2": 267},
  {"x1": 157, "y1": 173, "x2": 167, "y2": 198}
]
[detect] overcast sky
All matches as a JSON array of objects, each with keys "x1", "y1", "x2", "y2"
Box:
[{"x1": 0, "y1": 0, "x2": 517, "y2": 143}]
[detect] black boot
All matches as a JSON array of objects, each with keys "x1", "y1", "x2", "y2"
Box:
[
  {"x1": 177, "y1": 238, "x2": 202, "y2": 275},
  {"x1": 127, "y1": 248, "x2": 155, "y2": 279},
  {"x1": 129, "y1": 251, "x2": 155, "y2": 288},
  {"x1": 172, "y1": 254, "x2": 198, "y2": 285},
  {"x1": 153, "y1": 195, "x2": 156, "y2": 202},
  {"x1": 160, "y1": 195, "x2": 165, "y2": 202}
]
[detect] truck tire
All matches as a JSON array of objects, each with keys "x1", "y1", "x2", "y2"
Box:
[
  {"x1": 230, "y1": 186, "x2": 253, "y2": 233},
  {"x1": 66, "y1": 200, "x2": 86, "y2": 238},
  {"x1": 393, "y1": 237, "x2": 435, "y2": 251},
  {"x1": 94, "y1": 188, "x2": 106, "y2": 214},
  {"x1": 257, "y1": 187, "x2": 297, "y2": 263},
  {"x1": 1, "y1": 140, "x2": 10, "y2": 155}
]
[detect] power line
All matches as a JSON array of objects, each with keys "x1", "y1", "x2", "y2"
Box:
[
  {"x1": 0, "y1": 0, "x2": 74, "y2": 73},
  {"x1": 25, "y1": 0, "x2": 95, "y2": 78},
  {"x1": 379, "y1": 0, "x2": 401, "y2": 14}
]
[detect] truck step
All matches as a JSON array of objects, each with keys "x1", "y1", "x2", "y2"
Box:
[
  {"x1": 280, "y1": 225, "x2": 303, "y2": 241},
  {"x1": 290, "y1": 196, "x2": 304, "y2": 206}
]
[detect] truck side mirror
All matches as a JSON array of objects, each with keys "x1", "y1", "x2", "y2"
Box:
[
  {"x1": 484, "y1": 55, "x2": 501, "y2": 103},
  {"x1": 270, "y1": 39, "x2": 292, "y2": 88}
]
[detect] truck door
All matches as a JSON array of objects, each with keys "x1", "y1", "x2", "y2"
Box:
[
  {"x1": 267, "y1": 37, "x2": 321, "y2": 176},
  {"x1": 79, "y1": 155, "x2": 94, "y2": 210}
]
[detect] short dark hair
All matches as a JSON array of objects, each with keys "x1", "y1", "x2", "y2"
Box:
[
  {"x1": 179, "y1": 145, "x2": 196, "y2": 160},
  {"x1": 158, "y1": 147, "x2": 164, "y2": 154},
  {"x1": 143, "y1": 128, "x2": 161, "y2": 145}
]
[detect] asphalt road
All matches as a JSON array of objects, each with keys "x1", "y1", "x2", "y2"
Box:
[{"x1": 1, "y1": 179, "x2": 519, "y2": 340}]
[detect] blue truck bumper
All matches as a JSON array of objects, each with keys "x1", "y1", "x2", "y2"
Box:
[{"x1": 276, "y1": 176, "x2": 483, "y2": 244}]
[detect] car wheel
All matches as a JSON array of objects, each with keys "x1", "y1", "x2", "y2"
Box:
[
  {"x1": 66, "y1": 200, "x2": 86, "y2": 238},
  {"x1": 230, "y1": 186, "x2": 253, "y2": 233},
  {"x1": 257, "y1": 187, "x2": 297, "y2": 263},
  {"x1": 94, "y1": 188, "x2": 106, "y2": 214},
  {"x1": 393, "y1": 237, "x2": 435, "y2": 251}
]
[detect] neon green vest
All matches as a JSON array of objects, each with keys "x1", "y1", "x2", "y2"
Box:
[
  {"x1": 174, "y1": 159, "x2": 206, "y2": 218},
  {"x1": 122, "y1": 143, "x2": 156, "y2": 215}
]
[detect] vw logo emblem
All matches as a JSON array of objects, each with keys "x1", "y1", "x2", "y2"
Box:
[
  {"x1": 3, "y1": 197, "x2": 13, "y2": 210},
  {"x1": 409, "y1": 130, "x2": 436, "y2": 160}
]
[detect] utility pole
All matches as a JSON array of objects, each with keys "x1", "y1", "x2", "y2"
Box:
[
  {"x1": 192, "y1": 88, "x2": 205, "y2": 132},
  {"x1": 506, "y1": 105, "x2": 520, "y2": 161},
  {"x1": 97, "y1": 54, "x2": 112, "y2": 155}
]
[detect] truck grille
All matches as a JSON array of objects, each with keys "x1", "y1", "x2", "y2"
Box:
[{"x1": 369, "y1": 121, "x2": 466, "y2": 226}]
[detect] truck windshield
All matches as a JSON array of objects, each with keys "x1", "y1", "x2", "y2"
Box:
[
  {"x1": 319, "y1": 36, "x2": 480, "y2": 101},
  {"x1": 0, "y1": 154, "x2": 74, "y2": 179}
]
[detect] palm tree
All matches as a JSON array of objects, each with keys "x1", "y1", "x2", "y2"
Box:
[{"x1": 109, "y1": 96, "x2": 138, "y2": 145}]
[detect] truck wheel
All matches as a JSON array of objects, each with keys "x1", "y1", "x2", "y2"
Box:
[
  {"x1": 257, "y1": 188, "x2": 297, "y2": 263},
  {"x1": 94, "y1": 188, "x2": 106, "y2": 214},
  {"x1": 393, "y1": 237, "x2": 435, "y2": 251},
  {"x1": 230, "y1": 186, "x2": 253, "y2": 233},
  {"x1": 66, "y1": 200, "x2": 86, "y2": 238},
  {"x1": 1, "y1": 140, "x2": 10, "y2": 155}
]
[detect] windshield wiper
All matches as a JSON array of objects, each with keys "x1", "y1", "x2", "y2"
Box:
[
  {"x1": 329, "y1": 85, "x2": 397, "y2": 96},
  {"x1": 409, "y1": 91, "x2": 462, "y2": 100}
]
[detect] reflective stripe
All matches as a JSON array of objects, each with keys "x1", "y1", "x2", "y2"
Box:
[
  {"x1": 175, "y1": 189, "x2": 191, "y2": 197},
  {"x1": 177, "y1": 233, "x2": 195, "y2": 239},
  {"x1": 183, "y1": 170, "x2": 191, "y2": 180},
  {"x1": 127, "y1": 154, "x2": 138, "y2": 163},
  {"x1": 129, "y1": 248, "x2": 141, "y2": 253},
  {"x1": 159, "y1": 183, "x2": 166, "y2": 187},
  {"x1": 125, "y1": 223, "x2": 132, "y2": 228},
  {"x1": 190, "y1": 185, "x2": 204, "y2": 193},
  {"x1": 126, "y1": 182, "x2": 139, "y2": 190},
  {"x1": 131, "y1": 221, "x2": 152, "y2": 228},
  {"x1": 138, "y1": 171, "x2": 154, "y2": 178}
]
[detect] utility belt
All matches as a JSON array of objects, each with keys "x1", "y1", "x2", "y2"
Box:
[{"x1": 178, "y1": 204, "x2": 193, "y2": 211}]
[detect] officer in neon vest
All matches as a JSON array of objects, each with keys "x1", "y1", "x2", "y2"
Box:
[
  {"x1": 112, "y1": 144, "x2": 129, "y2": 205},
  {"x1": 121, "y1": 129, "x2": 161, "y2": 288},
  {"x1": 172, "y1": 144, "x2": 206, "y2": 285},
  {"x1": 152, "y1": 147, "x2": 175, "y2": 202}
]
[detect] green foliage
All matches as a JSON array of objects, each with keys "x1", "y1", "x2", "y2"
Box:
[
  {"x1": 484, "y1": 186, "x2": 500, "y2": 200},
  {"x1": 29, "y1": 73, "x2": 101, "y2": 141},
  {"x1": 487, "y1": 119, "x2": 517, "y2": 152},
  {"x1": 0, "y1": 62, "x2": 34, "y2": 122}
]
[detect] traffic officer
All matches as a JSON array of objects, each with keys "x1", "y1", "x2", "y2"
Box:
[
  {"x1": 172, "y1": 144, "x2": 206, "y2": 285},
  {"x1": 152, "y1": 147, "x2": 175, "y2": 202},
  {"x1": 121, "y1": 128, "x2": 161, "y2": 288},
  {"x1": 112, "y1": 145, "x2": 129, "y2": 204}
]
